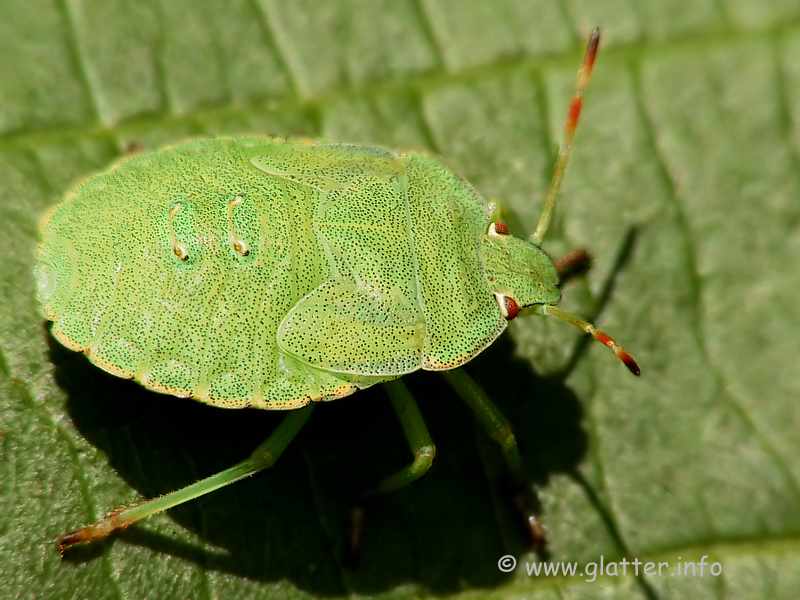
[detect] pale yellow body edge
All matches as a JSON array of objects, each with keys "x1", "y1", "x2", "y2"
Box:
[{"x1": 48, "y1": 321, "x2": 357, "y2": 410}]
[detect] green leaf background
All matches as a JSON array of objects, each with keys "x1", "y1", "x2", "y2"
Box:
[{"x1": 1, "y1": 1, "x2": 798, "y2": 598}]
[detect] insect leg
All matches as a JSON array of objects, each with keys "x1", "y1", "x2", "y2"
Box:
[
  {"x1": 441, "y1": 369, "x2": 546, "y2": 548},
  {"x1": 554, "y1": 248, "x2": 592, "y2": 283},
  {"x1": 56, "y1": 405, "x2": 313, "y2": 556},
  {"x1": 346, "y1": 380, "x2": 435, "y2": 566},
  {"x1": 368, "y1": 379, "x2": 436, "y2": 495}
]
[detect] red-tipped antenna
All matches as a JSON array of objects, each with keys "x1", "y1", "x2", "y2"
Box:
[
  {"x1": 532, "y1": 27, "x2": 601, "y2": 246},
  {"x1": 535, "y1": 305, "x2": 640, "y2": 375}
]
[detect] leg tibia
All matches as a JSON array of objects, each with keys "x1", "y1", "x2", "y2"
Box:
[
  {"x1": 441, "y1": 369, "x2": 525, "y2": 483},
  {"x1": 368, "y1": 380, "x2": 436, "y2": 495},
  {"x1": 57, "y1": 405, "x2": 313, "y2": 555},
  {"x1": 374, "y1": 444, "x2": 436, "y2": 494}
]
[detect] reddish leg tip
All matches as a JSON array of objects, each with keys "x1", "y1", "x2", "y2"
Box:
[
  {"x1": 55, "y1": 508, "x2": 130, "y2": 556},
  {"x1": 554, "y1": 248, "x2": 592, "y2": 282},
  {"x1": 526, "y1": 515, "x2": 547, "y2": 548},
  {"x1": 345, "y1": 505, "x2": 366, "y2": 568},
  {"x1": 55, "y1": 530, "x2": 89, "y2": 556},
  {"x1": 511, "y1": 490, "x2": 548, "y2": 555}
]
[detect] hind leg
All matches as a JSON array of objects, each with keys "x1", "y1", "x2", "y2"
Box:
[{"x1": 57, "y1": 405, "x2": 313, "y2": 555}]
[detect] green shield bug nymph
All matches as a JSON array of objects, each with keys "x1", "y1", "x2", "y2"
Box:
[{"x1": 37, "y1": 28, "x2": 639, "y2": 555}]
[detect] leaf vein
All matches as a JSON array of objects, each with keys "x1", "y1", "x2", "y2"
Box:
[
  {"x1": 3, "y1": 21, "x2": 800, "y2": 149},
  {"x1": 628, "y1": 59, "x2": 800, "y2": 504},
  {"x1": 58, "y1": 0, "x2": 105, "y2": 125},
  {"x1": 254, "y1": 0, "x2": 307, "y2": 99}
]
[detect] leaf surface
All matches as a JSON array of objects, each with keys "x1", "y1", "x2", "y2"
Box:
[{"x1": 1, "y1": 1, "x2": 799, "y2": 598}]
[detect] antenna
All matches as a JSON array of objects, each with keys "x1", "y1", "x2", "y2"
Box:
[
  {"x1": 535, "y1": 304, "x2": 640, "y2": 375},
  {"x1": 532, "y1": 27, "x2": 600, "y2": 245}
]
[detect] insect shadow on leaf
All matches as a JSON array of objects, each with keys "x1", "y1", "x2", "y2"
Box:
[{"x1": 47, "y1": 320, "x2": 593, "y2": 594}]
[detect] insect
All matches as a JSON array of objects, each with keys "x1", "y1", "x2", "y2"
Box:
[{"x1": 36, "y1": 28, "x2": 638, "y2": 555}]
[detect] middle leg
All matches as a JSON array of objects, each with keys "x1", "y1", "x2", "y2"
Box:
[
  {"x1": 347, "y1": 379, "x2": 435, "y2": 564},
  {"x1": 369, "y1": 379, "x2": 436, "y2": 495}
]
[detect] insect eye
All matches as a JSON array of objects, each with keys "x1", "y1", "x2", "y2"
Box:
[{"x1": 494, "y1": 293, "x2": 520, "y2": 320}]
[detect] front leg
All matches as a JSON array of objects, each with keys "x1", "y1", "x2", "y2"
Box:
[{"x1": 554, "y1": 248, "x2": 592, "y2": 283}]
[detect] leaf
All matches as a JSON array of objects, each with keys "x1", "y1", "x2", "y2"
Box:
[{"x1": 1, "y1": 1, "x2": 799, "y2": 598}]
